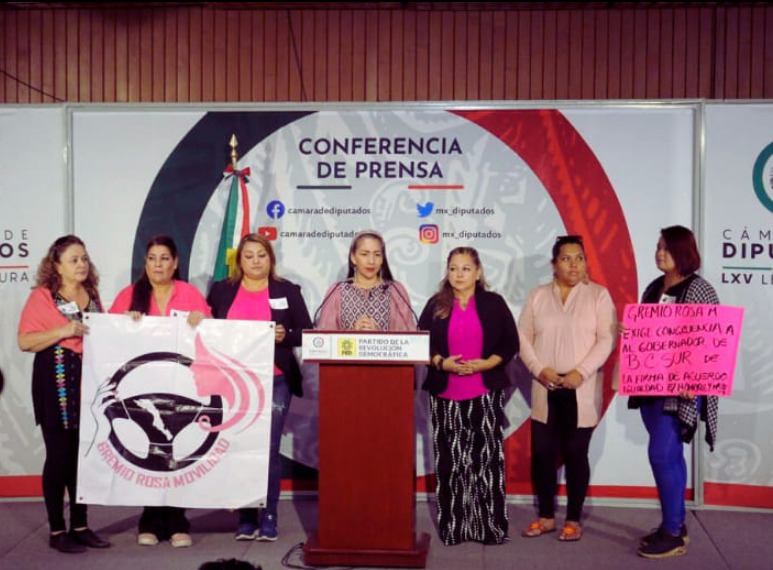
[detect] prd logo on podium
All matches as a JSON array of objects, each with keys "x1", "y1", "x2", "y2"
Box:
[{"x1": 337, "y1": 338, "x2": 357, "y2": 357}]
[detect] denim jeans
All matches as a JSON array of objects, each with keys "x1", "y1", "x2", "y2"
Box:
[
  {"x1": 265, "y1": 374, "x2": 291, "y2": 517},
  {"x1": 639, "y1": 398, "x2": 686, "y2": 535},
  {"x1": 239, "y1": 374, "x2": 291, "y2": 525}
]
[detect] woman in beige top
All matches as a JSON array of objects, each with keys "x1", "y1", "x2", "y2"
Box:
[{"x1": 518, "y1": 235, "x2": 617, "y2": 542}]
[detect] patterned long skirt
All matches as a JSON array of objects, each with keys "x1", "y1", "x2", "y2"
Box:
[{"x1": 429, "y1": 390, "x2": 508, "y2": 545}]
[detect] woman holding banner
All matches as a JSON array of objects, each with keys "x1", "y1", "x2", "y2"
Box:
[
  {"x1": 18, "y1": 235, "x2": 111, "y2": 553},
  {"x1": 630, "y1": 225, "x2": 719, "y2": 559},
  {"x1": 518, "y1": 235, "x2": 617, "y2": 543},
  {"x1": 418, "y1": 246, "x2": 518, "y2": 546},
  {"x1": 315, "y1": 230, "x2": 416, "y2": 331},
  {"x1": 110, "y1": 234, "x2": 211, "y2": 548},
  {"x1": 207, "y1": 232, "x2": 313, "y2": 543}
]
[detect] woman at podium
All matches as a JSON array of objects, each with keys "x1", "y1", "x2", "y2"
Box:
[
  {"x1": 207, "y1": 232, "x2": 313, "y2": 543},
  {"x1": 315, "y1": 230, "x2": 416, "y2": 331},
  {"x1": 418, "y1": 246, "x2": 518, "y2": 546}
]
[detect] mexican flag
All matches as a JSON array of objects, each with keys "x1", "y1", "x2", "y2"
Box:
[{"x1": 212, "y1": 162, "x2": 252, "y2": 281}]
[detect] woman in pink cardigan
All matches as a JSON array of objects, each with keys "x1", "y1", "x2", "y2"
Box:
[
  {"x1": 518, "y1": 235, "x2": 617, "y2": 542},
  {"x1": 18, "y1": 235, "x2": 111, "y2": 553}
]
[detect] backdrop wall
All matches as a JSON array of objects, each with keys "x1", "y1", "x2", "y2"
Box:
[{"x1": 1, "y1": 101, "x2": 770, "y2": 509}]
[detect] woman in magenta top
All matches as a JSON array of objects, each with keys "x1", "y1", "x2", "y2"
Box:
[
  {"x1": 207, "y1": 232, "x2": 313, "y2": 542},
  {"x1": 109, "y1": 234, "x2": 211, "y2": 548},
  {"x1": 418, "y1": 246, "x2": 518, "y2": 546}
]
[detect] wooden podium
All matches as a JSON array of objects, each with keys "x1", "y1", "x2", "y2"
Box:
[{"x1": 301, "y1": 330, "x2": 431, "y2": 568}]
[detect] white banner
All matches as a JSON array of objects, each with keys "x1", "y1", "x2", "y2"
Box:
[{"x1": 77, "y1": 313, "x2": 274, "y2": 508}]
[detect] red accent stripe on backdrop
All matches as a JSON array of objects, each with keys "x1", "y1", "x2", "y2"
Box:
[
  {"x1": 0, "y1": 475, "x2": 317, "y2": 497},
  {"x1": 407, "y1": 185, "x2": 464, "y2": 190},
  {"x1": 0, "y1": 476, "x2": 42, "y2": 497},
  {"x1": 704, "y1": 483, "x2": 773, "y2": 509},
  {"x1": 4, "y1": 477, "x2": 770, "y2": 509},
  {"x1": 0, "y1": 477, "x2": 671, "y2": 502}
]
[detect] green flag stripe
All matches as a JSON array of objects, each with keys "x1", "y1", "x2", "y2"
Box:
[{"x1": 213, "y1": 176, "x2": 240, "y2": 281}]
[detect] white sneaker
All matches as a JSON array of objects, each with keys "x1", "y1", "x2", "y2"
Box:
[
  {"x1": 170, "y1": 533, "x2": 193, "y2": 548},
  {"x1": 137, "y1": 532, "x2": 159, "y2": 546}
]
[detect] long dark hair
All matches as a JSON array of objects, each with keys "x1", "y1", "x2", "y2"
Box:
[
  {"x1": 346, "y1": 230, "x2": 394, "y2": 281},
  {"x1": 432, "y1": 246, "x2": 488, "y2": 320},
  {"x1": 35, "y1": 234, "x2": 100, "y2": 300},
  {"x1": 129, "y1": 234, "x2": 181, "y2": 313}
]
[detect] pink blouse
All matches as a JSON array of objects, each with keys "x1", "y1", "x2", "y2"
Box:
[
  {"x1": 109, "y1": 280, "x2": 211, "y2": 317},
  {"x1": 440, "y1": 296, "x2": 488, "y2": 401},
  {"x1": 227, "y1": 285, "x2": 281, "y2": 376},
  {"x1": 518, "y1": 280, "x2": 617, "y2": 427},
  {"x1": 227, "y1": 285, "x2": 271, "y2": 321}
]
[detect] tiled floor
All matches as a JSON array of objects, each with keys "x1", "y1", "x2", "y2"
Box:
[{"x1": 0, "y1": 497, "x2": 770, "y2": 570}]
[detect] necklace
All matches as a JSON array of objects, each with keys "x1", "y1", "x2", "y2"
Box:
[{"x1": 58, "y1": 287, "x2": 88, "y2": 310}]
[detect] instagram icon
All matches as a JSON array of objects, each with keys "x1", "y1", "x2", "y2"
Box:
[{"x1": 419, "y1": 224, "x2": 439, "y2": 244}]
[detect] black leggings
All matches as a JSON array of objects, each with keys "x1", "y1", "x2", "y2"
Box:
[
  {"x1": 41, "y1": 428, "x2": 87, "y2": 533},
  {"x1": 530, "y1": 389, "x2": 594, "y2": 522},
  {"x1": 138, "y1": 506, "x2": 190, "y2": 539}
]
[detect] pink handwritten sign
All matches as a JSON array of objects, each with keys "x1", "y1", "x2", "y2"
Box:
[{"x1": 618, "y1": 303, "x2": 744, "y2": 397}]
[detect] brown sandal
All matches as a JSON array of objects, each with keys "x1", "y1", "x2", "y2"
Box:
[
  {"x1": 558, "y1": 522, "x2": 583, "y2": 542},
  {"x1": 521, "y1": 519, "x2": 557, "y2": 538}
]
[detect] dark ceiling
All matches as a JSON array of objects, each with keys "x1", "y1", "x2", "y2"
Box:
[{"x1": 1, "y1": 2, "x2": 769, "y2": 10}]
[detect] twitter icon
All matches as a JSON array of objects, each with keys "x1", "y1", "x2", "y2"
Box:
[{"x1": 417, "y1": 202, "x2": 434, "y2": 218}]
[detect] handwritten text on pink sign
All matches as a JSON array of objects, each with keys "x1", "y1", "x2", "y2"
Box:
[{"x1": 618, "y1": 304, "x2": 743, "y2": 396}]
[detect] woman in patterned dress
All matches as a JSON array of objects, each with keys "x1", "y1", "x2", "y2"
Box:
[
  {"x1": 18, "y1": 235, "x2": 111, "y2": 553},
  {"x1": 418, "y1": 246, "x2": 518, "y2": 546},
  {"x1": 315, "y1": 230, "x2": 415, "y2": 332}
]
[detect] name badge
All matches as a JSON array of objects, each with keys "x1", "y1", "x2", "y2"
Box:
[
  {"x1": 269, "y1": 297, "x2": 289, "y2": 310},
  {"x1": 58, "y1": 301, "x2": 80, "y2": 315},
  {"x1": 659, "y1": 294, "x2": 677, "y2": 304},
  {"x1": 171, "y1": 309, "x2": 190, "y2": 318}
]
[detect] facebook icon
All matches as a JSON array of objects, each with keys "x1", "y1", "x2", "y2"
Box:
[{"x1": 266, "y1": 200, "x2": 285, "y2": 219}]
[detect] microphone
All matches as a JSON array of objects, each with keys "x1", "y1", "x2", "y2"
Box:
[
  {"x1": 312, "y1": 278, "x2": 351, "y2": 327},
  {"x1": 386, "y1": 281, "x2": 420, "y2": 327}
]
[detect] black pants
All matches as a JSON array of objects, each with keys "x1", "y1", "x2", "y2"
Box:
[
  {"x1": 530, "y1": 388, "x2": 594, "y2": 522},
  {"x1": 138, "y1": 506, "x2": 190, "y2": 539},
  {"x1": 41, "y1": 428, "x2": 87, "y2": 533}
]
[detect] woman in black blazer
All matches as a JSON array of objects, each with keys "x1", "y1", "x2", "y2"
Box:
[
  {"x1": 418, "y1": 246, "x2": 518, "y2": 546},
  {"x1": 207, "y1": 233, "x2": 312, "y2": 542}
]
